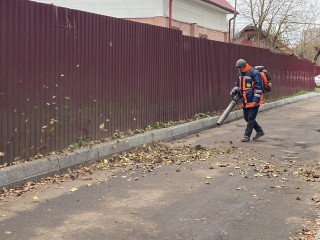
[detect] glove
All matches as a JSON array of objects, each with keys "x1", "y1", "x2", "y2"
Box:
[{"x1": 230, "y1": 87, "x2": 239, "y2": 96}]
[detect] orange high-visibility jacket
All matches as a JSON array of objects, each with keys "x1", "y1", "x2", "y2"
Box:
[{"x1": 235, "y1": 64, "x2": 264, "y2": 108}]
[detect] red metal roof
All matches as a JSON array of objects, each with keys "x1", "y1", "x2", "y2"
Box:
[{"x1": 203, "y1": 0, "x2": 235, "y2": 13}]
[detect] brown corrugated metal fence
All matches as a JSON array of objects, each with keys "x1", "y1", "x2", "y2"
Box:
[{"x1": 0, "y1": 0, "x2": 316, "y2": 164}]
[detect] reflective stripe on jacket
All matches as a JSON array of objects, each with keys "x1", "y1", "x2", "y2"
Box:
[{"x1": 236, "y1": 64, "x2": 264, "y2": 108}]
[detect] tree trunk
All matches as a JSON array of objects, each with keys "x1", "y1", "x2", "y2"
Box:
[{"x1": 313, "y1": 48, "x2": 320, "y2": 63}]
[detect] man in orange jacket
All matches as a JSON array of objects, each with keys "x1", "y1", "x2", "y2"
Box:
[{"x1": 230, "y1": 59, "x2": 265, "y2": 142}]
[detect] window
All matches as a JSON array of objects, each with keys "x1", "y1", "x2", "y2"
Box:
[{"x1": 247, "y1": 35, "x2": 254, "y2": 41}]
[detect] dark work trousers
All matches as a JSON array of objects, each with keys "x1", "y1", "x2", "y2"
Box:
[{"x1": 243, "y1": 106, "x2": 263, "y2": 137}]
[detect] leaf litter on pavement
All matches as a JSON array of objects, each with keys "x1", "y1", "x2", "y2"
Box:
[
  {"x1": 0, "y1": 141, "x2": 236, "y2": 201},
  {"x1": 1, "y1": 141, "x2": 319, "y2": 201},
  {"x1": 0, "y1": 141, "x2": 319, "y2": 239}
]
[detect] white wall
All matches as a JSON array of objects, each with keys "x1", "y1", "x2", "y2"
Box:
[
  {"x1": 32, "y1": 0, "x2": 228, "y2": 32},
  {"x1": 31, "y1": 0, "x2": 163, "y2": 18},
  {"x1": 163, "y1": 0, "x2": 228, "y2": 32}
]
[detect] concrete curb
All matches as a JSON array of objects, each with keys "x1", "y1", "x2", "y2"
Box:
[{"x1": 0, "y1": 92, "x2": 319, "y2": 189}]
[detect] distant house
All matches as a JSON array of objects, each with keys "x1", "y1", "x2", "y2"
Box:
[
  {"x1": 234, "y1": 25, "x2": 292, "y2": 54},
  {"x1": 31, "y1": 0, "x2": 235, "y2": 42}
]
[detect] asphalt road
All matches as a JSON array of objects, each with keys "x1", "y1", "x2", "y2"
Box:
[{"x1": 0, "y1": 96, "x2": 320, "y2": 240}]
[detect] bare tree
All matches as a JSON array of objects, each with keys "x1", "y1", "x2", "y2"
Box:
[
  {"x1": 295, "y1": 28, "x2": 320, "y2": 65},
  {"x1": 237, "y1": 0, "x2": 318, "y2": 48},
  {"x1": 292, "y1": 1, "x2": 320, "y2": 65}
]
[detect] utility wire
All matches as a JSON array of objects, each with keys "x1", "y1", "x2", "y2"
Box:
[{"x1": 284, "y1": 21, "x2": 320, "y2": 26}]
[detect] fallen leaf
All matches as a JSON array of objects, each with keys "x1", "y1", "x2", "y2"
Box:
[
  {"x1": 217, "y1": 163, "x2": 229, "y2": 167},
  {"x1": 99, "y1": 123, "x2": 108, "y2": 131},
  {"x1": 33, "y1": 196, "x2": 39, "y2": 202},
  {"x1": 70, "y1": 188, "x2": 78, "y2": 192}
]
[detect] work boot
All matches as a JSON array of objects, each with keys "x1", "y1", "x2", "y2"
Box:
[
  {"x1": 241, "y1": 135, "x2": 250, "y2": 142},
  {"x1": 253, "y1": 131, "x2": 265, "y2": 140}
]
